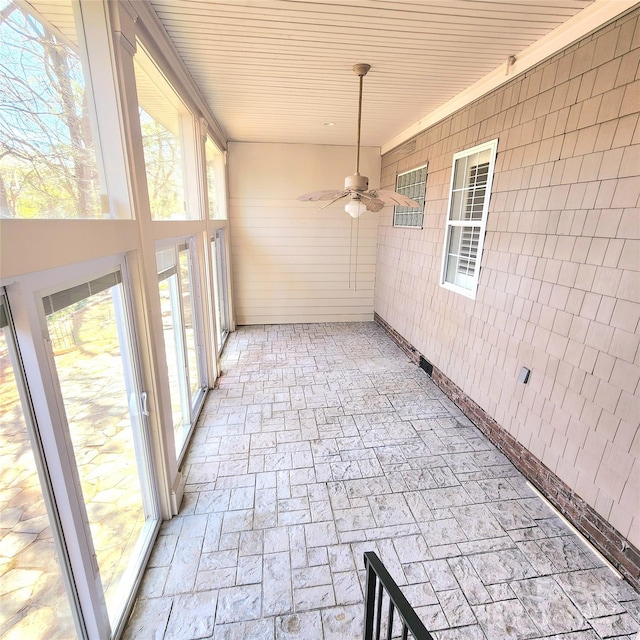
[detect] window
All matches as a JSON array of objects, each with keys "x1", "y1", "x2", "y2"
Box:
[
  {"x1": 0, "y1": 0, "x2": 104, "y2": 219},
  {"x1": 440, "y1": 139, "x2": 498, "y2": 298},
  {"x1": 205, "y1": 137, "x2": 226, "y2": 219},
  {"x1": 393, "y1": 164, "x2": 427, "y2": 228},
  {"x1": 134, "y1": 45, "x2": 196, "y2": 220}
]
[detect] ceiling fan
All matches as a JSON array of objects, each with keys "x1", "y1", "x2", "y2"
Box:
[{"x1": 297, "y1": 63, "x2": 420, "y2": 218}]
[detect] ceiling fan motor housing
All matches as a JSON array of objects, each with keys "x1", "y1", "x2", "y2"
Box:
[{"x1": 345, "y1": 174, "x2": 369, "y2": 192}]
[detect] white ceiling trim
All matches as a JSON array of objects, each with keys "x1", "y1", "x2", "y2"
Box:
[
  {"x1": 128, "y1": 0, "x2": 228, "y2": 149},
  {"x1": 381, "y1": 0, "x2": 639, "y2": 154}
]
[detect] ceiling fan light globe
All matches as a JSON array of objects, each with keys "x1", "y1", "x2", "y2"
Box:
[{"x1": 345, "y1": 200, "x2": 367, "y2": 218}]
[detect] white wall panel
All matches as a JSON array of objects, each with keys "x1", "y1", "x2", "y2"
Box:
[{"x1": 229, "y1": 142, "x2": 381, "y2": 324}]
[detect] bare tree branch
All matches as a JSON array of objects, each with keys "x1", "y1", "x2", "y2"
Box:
[{"x1": 0, "y1": 2, "x2": 100, "y2": 218}]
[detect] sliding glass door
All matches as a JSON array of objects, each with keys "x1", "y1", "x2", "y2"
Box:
[
  {"x1": 157, "y1": 241, "x2": 206, "y2": 461},
  {"x1": 0, "y1": 295, "x2": 78, "y2": 639},
  {"x1": 42, "y1": 271, "x2": 155, "y2": 629},
  {"x1": 2, "y1": 262, "x2": 160, "y2": 638}
]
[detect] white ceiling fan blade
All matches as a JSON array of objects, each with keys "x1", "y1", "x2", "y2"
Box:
[
  {"x1": 313, "y1": 192, "x2": 349, "y2": 213},
  {"x1": 358, "y1": 192, "x2": 385, "y2": 212},
  {"x1": 297, "y1": 189, "x2": 347, "y2": 202},
  {"x1": 367, "y1": 189, "x2": 421, "y2": 208}
]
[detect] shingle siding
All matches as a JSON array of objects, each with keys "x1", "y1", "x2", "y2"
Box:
[{"x1": 376, "y1": 6, "x2": 640, "y2": 561}]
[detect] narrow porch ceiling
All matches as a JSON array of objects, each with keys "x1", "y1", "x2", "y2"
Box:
[{"x1": 148, "y1": 0, "x2": 615, "y2": 148}]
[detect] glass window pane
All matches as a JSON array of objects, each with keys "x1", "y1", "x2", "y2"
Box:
[
  {"x1": 453, "y1": 156, "x2": 468, "y2": 190},
  {"x1": 446, "y1": 226, "x2": 462, "y2": 256},
  {"x1": 444, "y1": 225, "x2": 481, "y2": 291},
  {"x1": 205, "y1": 138, "x2": 225, "y2": 220},
  {"x1": 211, "y1": 240, "x2": 223, "y2": 349},
  {"x1": 137, "y1": 106, "x2": 185, "y2": 220},
  {"x1": 45, "y1": 281, "x2": 150, "y2": 627},
  {"x1": 0, "y1": 0, "x2": 103, "y2": 219},
  {"x1": 211, "y1": 231, "x2": 230, "y2": 351},
  {"x1": 470, "y1": 148, "x2": 492, "y2": 169},
  {"x1": 134, "y1": 48, "x2": 190, "y2": 221},
  {"x1": 459, "y1": 227, "x2": 480, "y2": 277},
  {"x1": 449, "y1": 191, "x2": 464, "y2": 221},
  {"x1": 394, "y1": 165, "x2": 426, "y2": 228},
  {"x1": 460, "y1": 161, "x2": 489, "y2": 221}
]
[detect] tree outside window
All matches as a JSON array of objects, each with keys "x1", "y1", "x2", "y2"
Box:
[{"x1": 0, "y1": 0, "x2": 103, "y2": 219}]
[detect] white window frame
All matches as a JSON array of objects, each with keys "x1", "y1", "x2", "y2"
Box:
[
  {"x1": 134, "y1": 42, "x2": 200, "y2": 221},
  {"x1": 211, "y1": 228, "x2": 231, "y2": 351},
  {"x1": 0, "y1": 0, "x2": 113, "y2": 220},
  {"x1": 155, "y1": 236, "x2": 207, "y2": 464},
  {"x1": 393, "y1": 164, "x2": 427, "y2": 228},
  {"x1": 5, "y1": 254, "x2": 161, "y2": 639},
  {"x1": 205, "y1": 136, "x2": 227, "y2": 220},
  {"x1": 440, "y1": 139, "x2": 498, "y2": 299},
  {"x1": 0, "y1": 291, "x2": 87, "y2": 638}
]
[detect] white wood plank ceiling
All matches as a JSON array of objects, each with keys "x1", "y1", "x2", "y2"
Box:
[{"x1": 148, "y1": 0, "x2": 601, "y2": 148}]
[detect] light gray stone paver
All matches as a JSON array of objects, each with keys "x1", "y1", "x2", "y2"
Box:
[
  {"x1": 122, "y1": 323, "x2": 639, "y2": 639},
  {"x1": 212, "y1": 617, "x2": 275, "y2": 640},
  {"x1": 510, "y1": 576, "x2": 589, "y2": 635},
  {"x1": 215, "y1": 583, "x2": 261, "y2": 624},
  {"x1": 474, "y1": 599, "x2": 540, "y2": 639},
  {"x1": 122, "y1": 596, "x2": 172, "y2": 640},
  {"x1": 275, "y1": 611, "x2": 323, "y2": 639},
  {"x1": 163, "y1": 590, "x2": 218, "y2": 640}
]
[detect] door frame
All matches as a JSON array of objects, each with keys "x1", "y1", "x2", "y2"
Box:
[
  {"x1": 155, "y1": 237, "x2": 208, "y2": 465},
  {"x1": 4, "y1": 254, "x2": 161, "y2": 639}
]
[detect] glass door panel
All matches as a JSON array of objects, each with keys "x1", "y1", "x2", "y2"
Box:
[
  {"x1": 178, "y1": 246, "x2": 202, "y2": 404},
  {"x1": 43, "y1": 274, "x2": 151, "y2": 628},
  {"x1": 211, "y1": 230, "x2": 230, "y2": 352},
  {"x1": 157, "y1": 243, "x2": 205, "y2": 461},
  {"x1": 0, "y1": 300, "x2": 76, "y2": 640},
  {"x1": 211, "y1": 237, "x2": 223, "y2": 350},
  {"x1": 158, "y1": 269, "x2": 190, "y2": 454}
]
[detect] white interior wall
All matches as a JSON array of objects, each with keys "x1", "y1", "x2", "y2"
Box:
[{"x1": 228, "y1": 142, "x2": 381, "y2": 324}]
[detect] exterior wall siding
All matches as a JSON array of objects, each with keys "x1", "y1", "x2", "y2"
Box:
[
  {"x1": 229, "y1": 142, "x2": 381, "y2": 324},
  {"x1": 375, "y1": 311, "x2": 640, "y2": 589},
  {"x1": 376, "y1": 7, "x2": 640, "y2": 557}
]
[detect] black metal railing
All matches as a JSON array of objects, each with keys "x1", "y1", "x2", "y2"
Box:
[{"x1": 363, "y1": 552, "x2": 434, "y2": 640}]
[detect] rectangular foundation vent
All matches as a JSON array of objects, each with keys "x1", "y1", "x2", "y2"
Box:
[{"x1": 419, "y1": 356, "x2": 433, "y2": 377}]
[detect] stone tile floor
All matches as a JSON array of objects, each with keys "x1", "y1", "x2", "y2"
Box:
[{"x1": 123, "y1": 323, "x2": 640, "y2": 640}]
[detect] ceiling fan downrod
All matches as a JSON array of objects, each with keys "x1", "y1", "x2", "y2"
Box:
[
  {"x1": 353, "y1": 63, "x2": 370, "y2": 176},
  {"x1": 296, "y1": 61, "x2": 420, "y2": 216}
]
